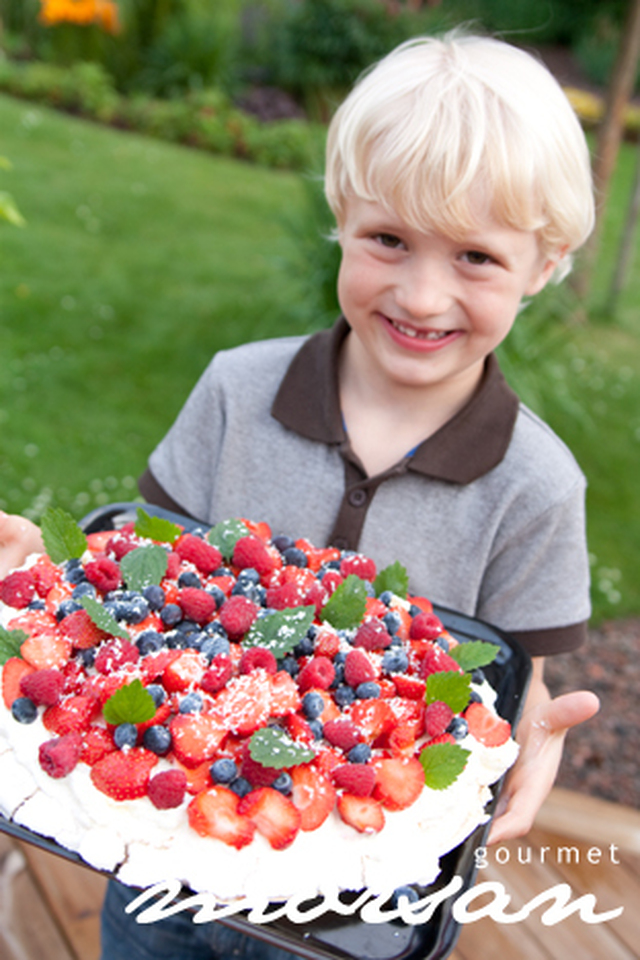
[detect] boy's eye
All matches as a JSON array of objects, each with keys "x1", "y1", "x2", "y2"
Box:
[
  {"x1": 375, "y1": 233, "x2": 404, "y2": 248},
  {"x1": 463, "y1": 250, "x2": 493, "y2": 265}
]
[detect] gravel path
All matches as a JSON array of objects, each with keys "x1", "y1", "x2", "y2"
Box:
[{"x1": 544, "y1": 619, "x2": 640, "y2": 809}]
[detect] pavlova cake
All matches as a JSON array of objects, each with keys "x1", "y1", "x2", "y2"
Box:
[{"x1": 0, "y1": 507, "x2": 519, "y2": 903}]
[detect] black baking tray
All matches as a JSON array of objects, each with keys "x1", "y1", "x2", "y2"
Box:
[{"x1": 1, "y1": 502, "x2": 532, "y2": 960}]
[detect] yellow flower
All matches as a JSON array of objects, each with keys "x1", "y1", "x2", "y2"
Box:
[{"x1": 38, "y1": 0, "x2": 120, "y2": 34}]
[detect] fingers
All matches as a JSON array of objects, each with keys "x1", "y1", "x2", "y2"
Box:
[
  {"x1": 0, "y1": 512, "x2": 44, "y2": 577},
  {"x1": 542, "y1": 690, "x2": 600, "y2": 734}
]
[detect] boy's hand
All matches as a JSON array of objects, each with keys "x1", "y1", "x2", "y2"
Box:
[
  {"x1": 0, "y1": 512, "x2": 44, "y2": 578},
  {"x1": 487, "y1": 659, "x2": 599, "y2": 845}
]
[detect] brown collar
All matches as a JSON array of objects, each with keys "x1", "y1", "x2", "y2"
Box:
[{"x1": 271, "y1": 317, "x2": 520, "y2": 484}]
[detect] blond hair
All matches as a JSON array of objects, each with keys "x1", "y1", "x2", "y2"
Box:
[{"x1": 325, "y1": 33, "x2": 595, "y2": 278}]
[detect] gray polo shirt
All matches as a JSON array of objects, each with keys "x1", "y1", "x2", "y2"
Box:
[{"x1": 141, "y1": 319, "x2": 590, "y2": 657}]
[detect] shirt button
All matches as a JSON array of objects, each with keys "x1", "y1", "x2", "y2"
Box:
[{"x1": 348, "y1": 488, "x2": 368, "y2": 507}]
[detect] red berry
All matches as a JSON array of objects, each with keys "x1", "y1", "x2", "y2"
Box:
[
  {"x1": 200, "y1": 655, "x2": 233, "y2": 694},
  {"x1": 337, "y1": 794, "x2": 385, "y2": 834},
  {"x1": 239, "y1": 744, "x2": 280, "y2": 787},
  {"x1": 465, "y1": 702, "x2": 511, "y2": 747},
  {"x1": 418, "y1": 646, "x2": 462, "y2": 678},
  {"x1": 1, "y1": 570, "x2": 36, "y2": 609},
  {"x1": 353, "y1": 620, "x2": 392, "y2": 651},
  {"x1": 410, "y1": 612, "x2": 444, "y2": 641},
  {"x1": 80, "y1": 726, "x2": 117, "y2": 765},
  {"x1": 344, "y1": 648, "x2": 377, "y2": 687},
  {"x1": 188, "y1": 786, "x2": 256, "y2": 849},
  {"x1": 174, "y1": 534, "x2": 222, "y2": 575},
  {"x1": 2, "y1": 657, "x2": 35, "y2": 709},
  {"x1": 238, "y1": 787, "x2": 301, "y2": 850},
  {"x1": 424, "y1": 700, "x2": 454, "y2": 738},
  {"x1": 42, "y1": 694, "x2": 98, "y2": 735},
  {"x1": 94, "y1": 638, "x2": 140, "y2": 674},
  {"x1": 332, "y1": 763, "x2": 376, "y2": 797},
  {"x1": 148, "y1": 769, "x2": 187, "y2": 809},
  {"x1": 373, "y1": 757, "x2": 424, "y2": 811},
  {"x1": 178, "y1": 587, "x2": 216, "y2": 624},
  {"x1": 84, "y1": 557, "x2": 122, "y2": 593},
  {"x1": 20, "y1": 668, "x2": 64, "y2": 707},
  {"x1": 61, "y1": 609, "x2": 108, "y2": 649},
  {"x1": 290, "y1": 764, "x2": 336, "y2": 831},
  {"x1": 322, "y1": 718, "x2": 361, "y2": 752},
  {"x1": 297, "y1": 655, "x2": 335, "y2": 692},
  {"x1": 218, "y1": 595, "x2": 259, "y2": 640},
  {"x1": 233, "y1": 536, "x2": 275, "y2": 577},
  {"x1": 39, "y1": 732, "x2": 82, "y2": 779},
  {"x1": 90, "y1": 748, "x2": 158, "y2": 801},
  {"x1": 339, "y1": 554, "x2": 377, "y2": 582},
  {"x1": 239, "y1": 646, "x2": 278, "y2": 676}
]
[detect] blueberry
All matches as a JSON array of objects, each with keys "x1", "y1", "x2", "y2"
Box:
[
  {"x1": 79, "y1": 647, "x2": 96, "y2": 668},
  {"x1": 146, "y1": 684, "x2": 166, "y2": 707},
  {"x1": 382, "y1": 648, "x2": 409, "y2": 673},
  {"x1": 390, "y1": 886, "x2": 419, "y2": 908},
  {"x1": 238, "y1": 568, "x2": 261, "y2": 585},
  {"x1": 447, "y1": 717, "x2": 469, "y2": 740},
  {"x1": 207, "y1": 585, "x2": 226, "y2": 610},
  {"x1": 56, "y1": 598, "x2": 82, "y2": 621},
  {"x1": 279, "y1": 655, "x2": 299, "y2": 677},
  {"x1": 210, "y1": 758, "x2": 238, "y2": 784},
  {"x1": 136, "y1": 630, "x2": 164, "y2": 656},
  {"x1": 332, "y1": 662, "x2": 345, "y2": 686},
  {"x1": 178, "y1": 571, "x2": 201, "y2": 588},
  {"x1": 272, "y1": 772, "x2": 293, "y2": 795},
  {"x1": 11, "y1": 697, "x2": 37, "y2": 723},
  {"x1": 72, "y1": 582, "x2": 97, "y2": 601},
  {"x1": 293, "y1": 636, "x2": 314, "y2": 658},
  {"x1": 382, "y1": 610, "x2": 402, "y2": 636},
  {"x1": 272, "y1": 534, "x2": 295, "y2": 553},
  {"x1": 471, "y1": 668, "x2": 486, "y2": 684},
  {"x1": 229, "y1": 776, "x2": 252, "y2": 798},
  {"x1": 176, "y1": 619, "x2": 200, "y2": 638},
  {"x1": 212, "y1": 566, "x2": 233, "y2": 578},
  {"x1": 282, "y1": 547, "x2": 308, "y2": 568},
  {"x1": 356, "y1": 681, "x2": 381, "y2": 699},
  {"x1": 27, "y1": 599, "x2": 46, "y2": 611},
  {"x1": 179, "y1": 692, "x2": 203, "y2": 714},
  {"x1": 334, "y1": 684, "x2": 356, "y2": 708},
  {"x1": 64, "y1": 559, "x2": 87, "y2": 584},
  {"x1": 378, "y1": 590, "x2": 394, "y2": 607},
  {"x1": 114, "y1": 723, "x2": 138, "y2": 749},
  {"x1": 200, "y1": 635, "x2": 230, "y2": 662},
  {"x1": 142, "y1": 725, "x2": 172, "y2": 755},
  {"x1": 160, "y1": 603, "x2": 183, "y2": 627},
  {"x1": 143, "y1": 584, "x2": 165, "y2": 611},
  {"x1": 409, "y1": 604, "x2": 423, "y2": 618},
  {"x1": 436, "y1": 635, "x2": 450, "y2": 652},
  {"x1": 205, "y1": 621, "x2": 228, "y2": 639},
  {"x1": 119, "y1": 595, "x2": 150, "y2": 625},
  {"x1": 348, "y1": 743, "x2": 371, "y2": 764},
  {"x1": 302, "y1": 691, "x2": 325, "y2": 720},
  {"x1": 308, "y1": 719, "x2": 324, "y2": 740},
  {"x1": 469, "y1": 690, "x2": 483, "y2": 704}
]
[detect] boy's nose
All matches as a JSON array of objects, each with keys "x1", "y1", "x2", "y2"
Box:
[{"x1": 394, "y1": 261, "x2": 453, "y2": 318}]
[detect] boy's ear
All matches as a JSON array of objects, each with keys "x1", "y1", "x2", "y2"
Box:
[{"x1": 526, "y1": 245, "x2": 569, "y2": 295}]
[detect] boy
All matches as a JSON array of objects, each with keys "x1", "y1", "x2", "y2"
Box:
[{"x1": 0, "y1": 32, "x2": 599, "y2": 960}]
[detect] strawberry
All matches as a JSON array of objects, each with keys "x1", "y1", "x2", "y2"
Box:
[
  {"x1": 20, "y1": 631, "x2": 72, "y2": 670},
  {"x1": 162, "y1": 650, "x2": 205, "y2": 692},
  {"x1": 86, "y1": 531, "x2": 115, "y2": 554},
  {"x1": 44, "y1": 582, "x2": 74, "y2": 617},
  {"x1": 138, "y1": 648, "x2": 182, "y2": 683},
  {"x1": 79, "y1": 726, "x2": 117, "y2": 765},
  {"x1": 212, "y1": 672, "x2": 271, "y2": 736},
  {"x1": 178, "y1": 588, "x2": 216, "y2": 624},
  {"x1": 238, "y1": 787, "x2": 301, "y2": 850},
  {"x1": 350, "y1": 699, "x2": 395, "y2": 744},
  {"x1": 391, "y1": 675, "x2": 426, "y2": 700},
  {"x1": 373, "y1": 757, "x2": 424, "y2": 811},
  {"x1": 84, "y1": 557, "x2": 122, "y2": 593},
  {"x1": 285, "y1": 712, "x2": 315, "y2": 746},
  {"x1": 424, "y1": 700, "x2": 454, "y2": 738},
  {"x1": 2, "y1": 657, "x2": 35, "y2": 709},
  {"x1": 188, "y1": 786, "x2": 256, "y2": 849},
  {"x1": 269, "y1": 670, "x2": 301, "y2": 716},
  {"x1": 340, "y1": 554, "x2": 376, "y2": 582},
  {"x1": 465, "y1": 702, "x2": 511, "y2": 747},
  {"x1": 173, "y1": 534, "x2": 222, "y2": 575},
  {"x1": 148, "y1": 769, "x2": 187, "y2": 809},
  {"x1": 90, "y1": 748, "x2": 158, "y2": 800},
  {"x1": 39, "y1": 733, "x2": 82, "y2": 779},
  {"x1": 200, "y1": 655, "x2": 233, "y2": 694},
  {"x1": 297, "y1": 655, "x2": 335, "y2": 692},
  {"x1": 218, "y1": 595, "x2": 259, "y2": 640},
  {"x1": 242, "y1": 519, "x2": 272, "y2": 542},
  {"x1": 321, "y1": 569, "x2": 344, "y2": 596},
  {"x1": 239, "y1": 744, "x2": 280, "y2": 788},
  {"x1": 8, "y1": 609, "x2": 57, "y2": 637},
  {"x1": 337, "y1": 794, "x2": 385, "y2": 834},
  {"x1": 290, "y1": 763, "x2": 336, "y2": 831},
  {"x1": 332, "y1": 763, "x2": 376, "y2": 797},
  {"x1": 170, "y1": 713, "x2": 227, "y2": 767},
  {"x1": 265, "y1": 580, "x2": 308, "y2": 610},
  {"x1": 313, "y1": 625, "x2": 341, "y2": 658},
  {"x1": 31, "y1": 556, "x2": 62, "y2": 597},
  {"x1": 387, "y1": 721, "x2": 418, "y2": 756},
  {"x1": 60, "y1": 609, "x2": 108, "y2": 650},
  {"x1": 178, "y1": 760, "x2": 213, "y2": 796},
  {"x1": 19, "y1": 668, "x2": 64, "y2": 706},
  {"x1": 232, "y1": 535, "x2": 276, "y2": 578},
  {"x1": 1, "y1": 570, "x2": 36, "y2": 609},
  {"x1": 42, "y1": 694, "x2": 98, "y2": 735}
]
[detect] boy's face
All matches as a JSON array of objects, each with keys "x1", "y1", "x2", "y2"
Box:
[{"x1": 337, "y1": 197, "x2": 560, "y2": 401}]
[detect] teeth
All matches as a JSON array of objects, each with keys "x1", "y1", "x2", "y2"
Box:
[{"x1": 392, "y1": 320, "x2": 448, "y2": 340}]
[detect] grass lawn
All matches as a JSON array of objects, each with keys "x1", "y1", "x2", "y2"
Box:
[{"x1": 0, "y1": 93, "x2": 638, "y2": 623}]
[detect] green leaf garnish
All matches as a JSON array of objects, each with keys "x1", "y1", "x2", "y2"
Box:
[
  {"x1": 244, "y1": 606, "x2": 315, "y2": 658},
  {"x1": 419, "y1": 742, "x2": 471, "y2": 790},
  {"x1": 425, "y1": 671, "x2": 471, "y2": 713},
  {"x1": 207, "y1": 518, "x2": 250, "y2": 560},
  {"x1": 321, "y1": 574, "x2": 367, "y2": 630},
  {"x1": 40, "y1": 507, "x2": 87, "y2": 563},
  {"x1": 79, "y1": 595, "x2": 129, "y2": 640},
  {"x1": 449, "y1": 640, "x2": 500, "y2": 673},
  {"x1": 134, "y1": 508, "x2": 182, "y2": 545},
  {"x1": 103, "y1": 679, "x2": 156, "y2": 725},
  {"x1": 120, "y1": 544, "x2": 168, "y2": 592},
  {"x1": 374, "y1": 561, "x2": 409, "y2": 600},
  {"x1": 248, "y1": 726, "x2": 314, "y2": 769},
  {"x1": 0, "y1": 626, "x2": 27, "y2": 665}
]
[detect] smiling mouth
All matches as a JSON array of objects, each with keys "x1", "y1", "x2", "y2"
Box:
[{"x1": 388, "y1": 318, "x2": 451, "y2": 340}]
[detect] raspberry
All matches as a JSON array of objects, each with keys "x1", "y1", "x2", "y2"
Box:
[
  {"x1": 321, "y1": 570, "x2": 344, "y2": 595},
  {"x1": 94, "y1": 638, "x2": 140, "y2": 674},
  {"x1": 344, "y1": 648, "x2": 377, "y2": 687},
  {"x1": 424, "y1": 700, "x2": 454, "y2": 738},
  {"x1": 20, "y1": 668, "x2": 64, "y2": 707},
  {"x1": 200, "y1": 655, "x2": 233, "y2": 694},
  {"x1": 61, "y1": 609, "x2": 108, "y2": 649},
  {"x1": 39, "y1": 732, "x2": 82, "y2": 779},
  {"x1": 107, "y1": 532, "x2": 138, "y2": 561},
  {"x1": 410, "y1": 612, "x2": 444, "y2": 641},
  {"x1": 148, "y1": 769, "x2": 187, "y2": 809},
  {"x1": 418, "y1": 646, "x2": 462, "y2": 678},
  {"x1": 297, "y1": 655, "x2": 335, "y2": 692},
  {"x1": 265, "y1": 581, "x2": 307, "y2": 610},
  {"x1": 353, "y1": 620, "x2": 392, "y2": 651},
  {"x1": 84, "y1": 557, "x2": 122, "y2": 593},
  {"x1": 332, "y1": 763, "x2": 376, "y2": 797},
  {"x1": 218, "y1": 595, "x2": 259, "y2": 640},
  {"x1": 174, "y1": 534, "x2": 222, "y2": 575},
  {"x1": 239, "y1": 647, "x2": 278, "y2": 675},
  {"x1": 178, "y1": 587, "x2": 216, "y2": 624},
  {"x1": 240, "y1": 744, "x2": 280, "y2": 787},
  {"x1": 340, "y1": 554, "x2": 377, "y2": 582},
  {"x1": 1, "y1": 570, "x2": 36, "y2": 609},
  {"x1": 322, "y1": 718, "x2": 361, "y2": 752},
  {"x1": 233, "y1": 536, "x2": 275, "y2": 577}
]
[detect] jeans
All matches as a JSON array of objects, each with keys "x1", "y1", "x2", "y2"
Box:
[{"x1": 100, "y1": 880, "x2": 304, "y2": 960}]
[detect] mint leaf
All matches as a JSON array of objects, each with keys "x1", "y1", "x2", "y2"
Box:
[
  {"x1": 207, "y1": 518, "x2": 250, "y2": 560},
  {"x1": 374, "y1": 561, "x2": 409, "y2": 599},
  {"x1": 0, "y1": 626, "x2": 27, "y2": 665},
  {"x1": 120, "y1": 544, "x2": 168, "y2": 592},
  {"x1": 244, "y1": 606, "x2": 315, "y2": 658},
  {"x1": 135, "y1": 508, "x2": 182, "y2": 545},
  {"x1": 449, "y1": 640, "x2": 500, "y2": 673},
  {"x1": 103, "y1": 679, "x2": 156, "y2": 725},
  {"x1": 321, "y1": 574, "x2": 367, "y2": 630},
  {"x1": 80, "y1": 595, "x2": 129, "y2": 640},
  {"x1": 425, "y1": 671, "x2": 471, "y2": 713},
  {"x1": 40, "y1": 507, "x2": 87, "y2": 563},
  {"x1": 249, "y1": 726, "x2": 314, "y2": 769},
  {"x1": 420, "y1": 742, "x2": 470, "y2": 790}
]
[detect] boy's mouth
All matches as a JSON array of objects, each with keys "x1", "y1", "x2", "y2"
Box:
[{"x1": 388, "y1": 318, "x2": 451, "y2": 341}]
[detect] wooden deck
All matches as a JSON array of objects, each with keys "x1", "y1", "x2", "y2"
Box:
[{"x1": 1, "y1": 788, "x2": 639, "y2": 960}]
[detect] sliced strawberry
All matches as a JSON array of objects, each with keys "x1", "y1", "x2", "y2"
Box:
[
  {"x1": 212, "y1": 671, "x2": 271, "y2": 736},
  {"x1": 313, "y1": 625, "x2": 341, "y2": 658},
  {"x1": 170, "y1": 713, "x2": 227, "y2": 768},
  {"x1": 80, "y1": 673, "x2": 128, "y2": 707},
  {"x1": 349, "y1": 699, "x2": 394, "y2": 744},
  {"x1": 139, "y1": 648, "x2": 182, "y2": 683},
  {"x1": 238, "y1": 787, "x2": 301, "y2": 850},
  {"x1": 30, "y1": 556, "x2": 62, "y2": 596},
  {"x1": 177, "y1": 760, "x2": 213, "y2": 796},
  {"x1": 80, "y1": 726, "x2": 117, "y2": 765},
  {"x1": 337, "y1": 794, "x2": 385, "y2": 834},
  {"x1": 391, "y1": 675, "x2": 426, "y2": 700},
  {"x1": 285, "y1": 712, "x2": 315, "y2": 746},
  {"x1": 137, "y1": 699, "x2": 172, "y2": 735},
  {"x1": 387, "y1": 721, "x2": 418, "y2": 757},
  {"x1": 290, "y1": 763, "x2": 337, "y2": 831},
  {"x1": 90, "y1": 748, "x2": 158, "y2": 800},
  {"x1": 8, "y1": 609, "x2": 57, "y2": 637},
  {"x1": 20, "y1": 632, "x2": 72, "y2": 670},
  {"x1": 188, "y1": 786, "x2": 256, "y2": 848},
  {"x1": 2, "y1": 656, "x2": 35, "y2": 709},
  {"x1": 162, "y1": 650, "x2": 205, "y2": 692},
  {"x1": 42, "y1": 694, "x2": 99, "y2": 735},
  {"x1": 372, "y1": 757, "x2": 424, "y2": 811},
  {"x1": 86, "y1": 530, "x2": 115, "y2": 554},
  {"x1": 465, "y1": 702, "x2": 511, "y2": 747},
  {"x1": 44, "y1": 582, "x2": 74, "y2": 617},
  {"x1": 269, "y1": 670, "x2": 301, "y2": 717}
]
